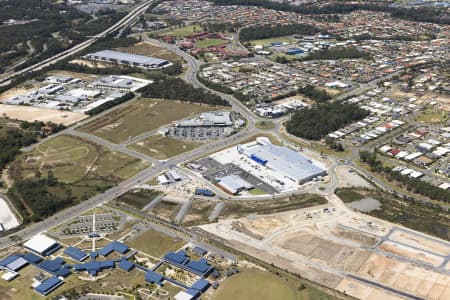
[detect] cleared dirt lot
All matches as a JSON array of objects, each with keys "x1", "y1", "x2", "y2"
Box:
[{"x1": 0, "y1": 104, "x2": 87, "y2": 125}]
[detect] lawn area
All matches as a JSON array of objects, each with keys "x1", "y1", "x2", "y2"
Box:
[
  {"x1": 415, "y1": 110, "x2": 447, "y2": 124},
  {"x1": 117, "y1": 41, "x2": 183, "y2": 63},
  {"x1": 248, "y1": 188, "x2": 267, "y2": 195},
  {"x1": 213, "y1": 268, "x2": 338, "y2": 300},
  {"x1": 16, "y1": 135, "x2": 149, "y2": 183},
  {"x1": 255, "y1": 120, "x2": 275, "y2": 130},
  {"x1": 335, "y1": 188, "x2": 365, "y2": 203},
  {"x1": 167, "y1": 25, "x2": 200, "y2": 37},
  {"x1": 195, "y1": 38, "x2": 227, "y2": 48},
  {"x1": 0, "y1": 265, "x2": 45, "y2": 300},
  {"x1": 79, "y1": 98, "x2": 220, "y2": 143},
  {"x1": 129, "y1": 135, "x2": 200, "y2": 160},
  {"x1": 250, "y1": 36, "x2": 295, "y2": 46},
  {"x1": 127, "y1": 229, "x2": 185, "y2": 258}
]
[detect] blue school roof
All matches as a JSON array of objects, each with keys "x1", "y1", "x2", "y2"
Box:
[
  {"x1": 73, "y1": 260, "x2": 115, "y2": 275},
  {"x1": 35, "y1": 277, "x2": 63, "y2": 296},
  {"x1": 0, "y1": 255, "x2": 20, "y2": 267},
  {"x1": 164, "y1": 251, "x2": 214, "y2": 277},
  {"x1": 193, "y1": 247, "x2": 207, "y2": 256},
  {"x1": 64, "y1": 247, "x2": 88, "y2": 262},
  {"x1": 191, "y1": 278, "x2": 210, "y2": 292},
  {"x1": 5, "y1": 257, "x2": 29, "y2": 271},
  {"x1": 145, "y1": 271, "x2": 164, "y2": 284},
  {"x1": 23, "y1": 253, "x2": 42, "y2": 264},
  {"x1": 164, "y1": 251, "x2": 188, "y2": 264},
  {"x1": 186, "y1": 288, "x2": 201, "y2": 298},
  {"x1": 118, "y1": 259, "x2": 134, "y2": 272},
  {"x1": 98, "y1": 241, "x2": 129, "y2": 256},
  {"x1": 40, "y1": 259, "x2": 65, "y2": 273}
]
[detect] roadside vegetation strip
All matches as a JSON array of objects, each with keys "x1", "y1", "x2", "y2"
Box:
[{"x1": 220, "y1": 194, "x2": 327, "y2": 218}]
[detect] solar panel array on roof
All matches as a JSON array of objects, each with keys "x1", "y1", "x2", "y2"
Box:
[
  {"x1": 34, "y1": 277, "x2": 63, "y2": 296},
  {"x1": 64, "y1": 247, "x2": 88, "y2": 262},
  {"x1": 98, "y1": 241, "x2": 129, "y2": 256},
  {"x1": 118, "y1": 259, "x2": 134, "y2": 272},
  {"x1": 145, "y1": 271, "x2": 164, "y2": 284}
]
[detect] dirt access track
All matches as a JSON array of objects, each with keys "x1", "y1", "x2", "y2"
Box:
[
  {"x1": 0, "y1": 104, "x2": 87, "y2": 125},
  {"x1": 199, "y1": 201, "x2": 450, "y2": 300}
]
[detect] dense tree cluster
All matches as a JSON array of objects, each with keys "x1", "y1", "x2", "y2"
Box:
[
  {"x1": 0, "y1": 121, "x2": 66, "y2": 171},
  {"x1": 8, "y1": 174, "x2": 72, "y2": 222},
  {"x1": 297, "y1": 85, "x2": 331, "y2": 102},
  {"x1": 86, "y1": 92, "x2": 134, "y2": 115},
  {"x1": 359, "y1": 150, "x2": 450, "y2": 203},
  {"x1": 300, "y1": 46, "x2": 371, "y2": 61},
  {"x1": 286, "y1": 102, "x2": 369, "y2": 140},
  {"x1": 211, "y1": 0, "x2": 450, "y2": 24},
  {"x1": 239, "y1": 23, "x2": 321, "y2": 42},
  {"x1": 138, "y1": 78, "x2": 230, "y2": 106}
]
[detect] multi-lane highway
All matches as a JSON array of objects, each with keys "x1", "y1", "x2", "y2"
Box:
[{"x1": 0, "y1": 0, "x2": 161, "y2": 86}]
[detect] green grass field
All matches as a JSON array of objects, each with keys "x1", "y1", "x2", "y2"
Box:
[
  {"x1": 127, "y1": 229, "x2": 185, "y2": 258},
  {"x1": 17, "y1": 135, "x2": 149, "y2": 183},
  {"x1": 195, "y1": 38, "x2": 227, "y2": 48},
  {"x1": 129, "y1": 135, "x2": 200, "y2": 160},
  {"x1": 117, "y1": 189, "x2": 162, "y2": 209},
  {"x1": 79, "y1": 99, "x2": 219, "y2": 143},
  {"x1": 255, "y1": 121, "x2": 275, "y2": 130},
  {"x1": 415, "y1": 110, "x2": 447, "y2": 124},
  {"x1": 168, "y1": 25, "x2": 200, "y2": 37},
  {"x1": 248, "y1": 188, "x2": 267, "y2": 195},
  {"x1": 213, "y1": 268, "x2": 337, "y2": 300}
]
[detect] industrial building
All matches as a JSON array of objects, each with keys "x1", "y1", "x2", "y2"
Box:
[
  {"x1": 23, "y1": 234, "x2": 61, "y2": 256},
  {"x1": 90, "y1": 75, "x2": 153, "y2": 92},
  {"x1": 84, "y1": 50, "x2": 171, "y2": 69},
  {"x1": 175, "y1": 111, "x2": 234, "y2": 127},
  {"x1": 215, "y1": 174, "x2": 254, "y2": 195},
  {"x1": 237, "y1": 138, "x2": 327, "y2": 184}
]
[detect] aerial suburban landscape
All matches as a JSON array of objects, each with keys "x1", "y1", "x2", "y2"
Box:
[{"x1": 0, "y1": 0, "x2": 449, "y2": 299}]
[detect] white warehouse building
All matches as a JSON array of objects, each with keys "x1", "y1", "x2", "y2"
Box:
[{"x1": 237, "y1": 138, "x2": 327, "y2": 184}]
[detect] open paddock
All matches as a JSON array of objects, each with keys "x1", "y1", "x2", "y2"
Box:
[{"x1": 79, "y1": 98, "x2": 220, "y2": 143}]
